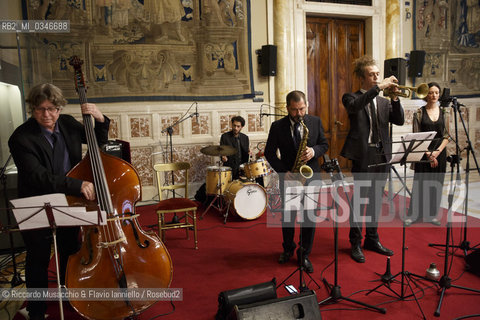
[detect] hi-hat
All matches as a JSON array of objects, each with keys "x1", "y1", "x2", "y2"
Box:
[{"x1": 200, "y1": 145, "x2": 236, "y2": 156}]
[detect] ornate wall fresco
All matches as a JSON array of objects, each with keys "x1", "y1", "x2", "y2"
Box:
[
  {"x1": 415, "y1": 0, "x2": 480, "y2": 96},
  {"x1": 23, "y1": 0, "x2": 254, "y2": 101}
]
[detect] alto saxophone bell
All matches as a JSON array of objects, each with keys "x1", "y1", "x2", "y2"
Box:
[{"x1": 299, "y1": 165, "x2": 313, "y2": 179}]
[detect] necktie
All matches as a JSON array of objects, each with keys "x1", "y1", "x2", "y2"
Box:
[
  {"x1": 293, "y1": 122, "x2": 301, "y2": 150},
  {"x1": 235, "y1": 137, "x2": 241, "y2": 163},
  {"x1": 52, "y1": 132, "x2": 66, "y2": 175},
  {"x1": 369, "y1": 101, "x2": 379, "y2": 144}
]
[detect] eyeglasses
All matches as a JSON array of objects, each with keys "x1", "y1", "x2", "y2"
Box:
[{"x1": 34, "y1": 106, "x2": 60, "y2": 113}]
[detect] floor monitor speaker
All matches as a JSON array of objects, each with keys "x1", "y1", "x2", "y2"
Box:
[
  {"x1": 229, "y1": 290, "x2": 321, "y2": 320},
  {"x1": 216, "y1": 279, "x2": 277, "y2": 320},
  {"x1": 466, "y1": 249, "x2": 480, "y2": 276}
]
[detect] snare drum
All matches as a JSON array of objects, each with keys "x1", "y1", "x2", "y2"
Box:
[
  {"x1": 206, "y1": 166, "x2": 232, "y2": 195},
  {"x1": 224, "y1": 180, "x2": 267, "y2": 220},
  {"x1": 243, "y1": 157, "x2": 268, "y2": 179}
]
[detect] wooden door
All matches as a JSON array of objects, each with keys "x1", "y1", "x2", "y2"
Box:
[{"x1": 306, "y1": 17, "x2": 364, "y2": 171}]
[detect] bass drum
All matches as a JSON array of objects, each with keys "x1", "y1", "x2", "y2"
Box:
[{"x1": 224, "y1": 180, "x2": 267, "y2": 220}]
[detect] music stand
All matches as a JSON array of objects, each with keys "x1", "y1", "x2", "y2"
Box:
[
  {"x1": 317, "y1": 161, "x2": 386, "y2": 314},
  {"x1": 276, "y1": 180, "x2": 323, "y2": 293},
  {"x1": 365, "y1": 132, "x2": 439, "y2": 317},
  {"x1": 10, "y1": 193, "x2": 106, "y2": 320},
  {"x1": 0, "y1": 155, "x2": 23, "y2": 287}
]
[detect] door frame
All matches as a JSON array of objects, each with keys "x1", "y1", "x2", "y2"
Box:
[{"x1": 291, "y1": 1, "x2": 387, "y2": 93}]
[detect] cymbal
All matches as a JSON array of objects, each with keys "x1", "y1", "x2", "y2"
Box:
[{"x1": 200, "y1": 145, "x2": 237, "y2": 156}]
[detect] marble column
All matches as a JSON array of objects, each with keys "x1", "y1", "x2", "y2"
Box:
[
  {"x1": 273, "y1": 0, "x2": 293, "y2": 116},
  {"x1": 385, "y1": 0, "x2": 401, "y2": 59}
]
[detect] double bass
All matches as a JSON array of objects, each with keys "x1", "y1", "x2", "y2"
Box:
[{"x1": 65, "y1": 56, "x2": 173, "y2": 320}]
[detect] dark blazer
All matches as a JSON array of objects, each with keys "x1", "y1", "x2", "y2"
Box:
[
  {"x1": 340, "y1": 86, "x2": 404, "y2": 163},
  {"x1": 220, "y1": 131, "x2": 249, "y2": 168},
  {"x1": 8, "y1": 114, "x2": 110, "y2": 198},
  {"x1": 264, "y1": 114, "x2": 328, "y2": 173}
]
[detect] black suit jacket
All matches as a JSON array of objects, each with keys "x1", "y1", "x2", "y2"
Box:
[
  {"x1": 8, "y1": 114, "x2": 110, "y2": 198},
  {"x1": 340, "y1": 86, "x2": 404, "y2": 163},
  {"x1": 264, "y1": 114, "x2": 328, "y2": 173}
]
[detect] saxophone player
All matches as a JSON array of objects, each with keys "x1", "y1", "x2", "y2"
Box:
[{"x1": 264, "y1": 90, "x2": 328, "y2": 273}]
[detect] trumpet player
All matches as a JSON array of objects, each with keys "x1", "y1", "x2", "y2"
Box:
[
  {"x1": 341, "y1": 55, "x2": 405, "y2": 263},
  {"x1": 265, "y1": 90, "x2": 328, "y2": 273}
]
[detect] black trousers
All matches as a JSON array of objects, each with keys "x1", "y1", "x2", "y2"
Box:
[
  {"x1": 280, "y1": 178, "x2": 316, "y2": 257},
  {"x1": 22, "y1": 226, "x2": 79, "y2": 315},
  {"x1": 349, "y1": 146, "x2": 388, "y2": 246}
]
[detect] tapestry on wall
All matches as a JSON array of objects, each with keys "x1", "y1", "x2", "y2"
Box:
[
  {"x1": 23, "y1": 0, "x2": 254, "y2": 101},
  {"x1": 415, "y1": 0, "x2": 480, "y2": 97}
]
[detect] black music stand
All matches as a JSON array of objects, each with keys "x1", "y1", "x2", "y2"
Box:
[
  {"x1": 10, "y1": 194, "x2": 105, "y2": 320},
  {"x1": 276, "y1": 179, "x2": 323, "y2": 293},
  {"x1": 317, "y1": 161, "x2": 386, "y2": 314},
  {"x1": 364, "y1": 134, "x2": 434, "y2": 315},
  {"x1": 0, "y1": 155, "x2": 23, "y2": 288}
]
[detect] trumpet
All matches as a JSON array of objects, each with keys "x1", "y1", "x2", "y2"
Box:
[{"x1": 383, "y1": 83, "x2": 429, "y2": 99}]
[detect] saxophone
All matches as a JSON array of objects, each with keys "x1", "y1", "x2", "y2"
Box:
[{"x1": 291, "y1": 118, "x2": 314, "y2": 179}]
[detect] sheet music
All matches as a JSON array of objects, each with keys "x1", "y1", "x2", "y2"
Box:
[
  {"x1": 390, "y1": 131, "x2": 437, "y2": 164},
  {"x1": 10, "y1": 193, "x2": 107, "y2": 230},
  {"x1": 284, "y1": 181, "x2": 353, "y2": 211}
]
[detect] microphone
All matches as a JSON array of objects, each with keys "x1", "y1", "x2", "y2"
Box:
[
  {"x1": 195, "y1": 102, "x2": 199, "y2": 123},
  {"x1": 380, "y1": 257, "x2": 393, "y2": 283}
]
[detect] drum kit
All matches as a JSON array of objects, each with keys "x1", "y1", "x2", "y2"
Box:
[{"x1": 200, "y1": 144, "x2": 269, "y2": 223}]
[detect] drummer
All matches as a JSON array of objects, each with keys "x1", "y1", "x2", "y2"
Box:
[{"x1": 220, "y1": 116, "x2": 251, "y2": 179}]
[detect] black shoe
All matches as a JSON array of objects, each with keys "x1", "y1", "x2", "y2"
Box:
[
  {"x1": 278, "y1": 251, "x2": 294, "y2": 264},
  {"x1": 351, "y1": 244, "x2": 365, "y2": 263},
  {"x1": 299, "y1": 256, "x2": 314, "y2": 273},
  {"x1": 364, "y1": 239, "x2": 394, "y2": 256},
  {"x1": 28, "y1": 313, "x2": 46, "y2": 320}
]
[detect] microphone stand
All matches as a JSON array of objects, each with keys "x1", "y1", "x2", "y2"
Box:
[
  {"x1": 410, "y1": 97, "x2": 480, "y2": 317},
  {"x1": 429, "y1": 98, "x2": 480, "y2": 255},
  {"x1": 318, "y1": 161, "x2": 386, "y2": 314},
  {"x1": 160, "y1": 104, "x2": 198, "y2": 223},
  {"x1": 0, "y1": 155, "x2": 23, "y2": 287}
]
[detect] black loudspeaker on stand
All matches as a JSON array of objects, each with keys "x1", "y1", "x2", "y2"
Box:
[
  {"x1": 408, "y1": 50, "x2": 426, "y2": 78},
  {"x1": 260, "y1": 45, "x2": 277, "y2": 77},
  {"x1": 384, "y1": 58, "x2": 407, "y2": 85}
]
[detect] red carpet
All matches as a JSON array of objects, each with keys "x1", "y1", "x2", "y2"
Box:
[{"x1": 14, "y1": 195, "x2": 480, "y2": 320}]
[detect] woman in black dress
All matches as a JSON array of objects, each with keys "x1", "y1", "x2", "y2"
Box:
[{"x1": 405, "y1": 82, "x2": 450, "y2": 226}]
